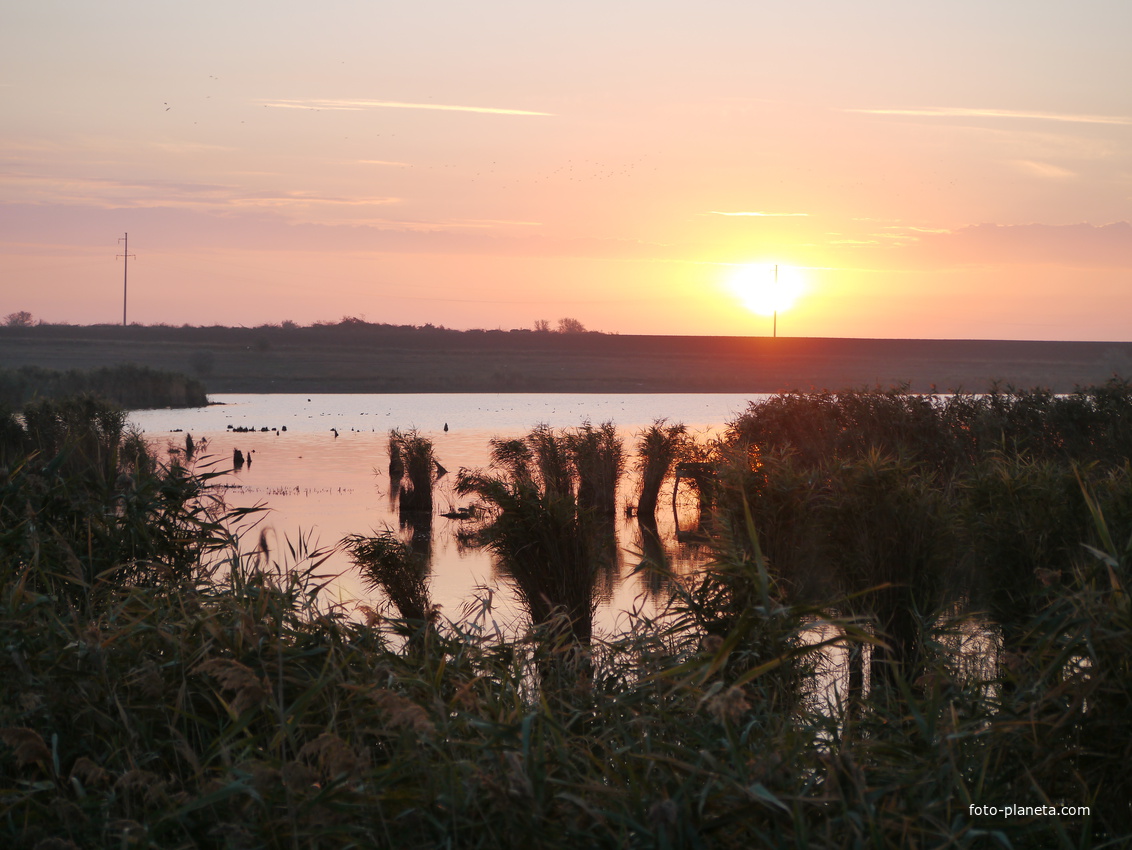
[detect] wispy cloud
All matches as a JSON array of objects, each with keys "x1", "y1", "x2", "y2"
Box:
[
  {"x1": 263, "y1": 98, "x2": 552, "y2": 116},
  {"x1": 229, "y1": 192, "x2": 400, "y2": 209},
  {"x1": 913, "y1": 221, "x2": 1132, "y2": 267},
  {"x1": 880, "y1": 225, "x2": 952, "y2": 234},
  {"x1": 0, "y1": 172, "x2": 400, "y2": 213},
  {"x1": 1011, "y1": 160, "x2": 1076, "y2": 179},
  {"x1": 706, "y1": 210, "x2": 809, "y2": 217},
  {"x1": 450, "y1": 219, "x2": 543, "y2": 228},
  {"x1": 829, "y1": 222, "x2": 1132, "y2": 270},
  {"x1": 844, "y1": 106, "x2": 1132, "y2": 126}
]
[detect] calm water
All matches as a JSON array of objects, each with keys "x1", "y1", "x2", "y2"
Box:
[{"x1": 130, "y1": 393, "x2": 764, "y2": 633}]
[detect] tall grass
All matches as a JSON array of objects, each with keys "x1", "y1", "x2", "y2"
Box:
[
  {"x1": 388, "y1": 428, "x2": 438, "y2": 517},
  {"x1": 0, "y1": 397, "x2": 241, "y2": 607},
  {"x1": 720, "y1": 383, "x2": 1132, "y2": 690},
  {"x1": 568, "y1": 420, "x2": 623, "y2": 516},
  {"x1": 5, "y1": 388, "x2": 1132, "y2": 846},
  {"x1": 344, "y1": 529, "x2": 435, "y2": 635},
  {"x1": 456, "y1": 429, "x2": 597, "y2": 645},
  {"x1": 636, "y1": 419, "x2": 686, "y2": 520},
  {"x1": 0, "y1": 363, "x2": 208, "y2": 409},
  {"x1": 387, "y1": 427, "x2": 406, "y2": 487}
]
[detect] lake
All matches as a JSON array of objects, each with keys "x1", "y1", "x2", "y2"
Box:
[{"x1": 130, "y1": 393, "x2": 763, "y2": 634}]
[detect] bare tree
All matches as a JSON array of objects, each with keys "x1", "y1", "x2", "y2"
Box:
[
  {"x1": 533, "y1": 319, "x2": 550, "y2": 332},
  {"x1": 557, "y1": 317, "x2": 586, "y2": 334},
  {"x1": 4, "y1": 311, "x2": 35, "y2": 327}
]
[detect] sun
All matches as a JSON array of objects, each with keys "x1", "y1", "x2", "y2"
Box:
[{"x1": 727, "y1": 263, "x2": 805, "y2": 316}]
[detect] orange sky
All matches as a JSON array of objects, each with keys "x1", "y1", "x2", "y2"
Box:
[{"x1": 2, "y1": 1, "x2": 1131, "y2": 339}]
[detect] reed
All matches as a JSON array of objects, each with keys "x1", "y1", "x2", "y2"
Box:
[
  {"x1": 0, "y1": 363, "x2": 208, "y2": 409},
  {"x1": 457, "y1": 469, "x2": 595, "y2": 646},
  {"x1": 456, "y1": 427, "x2": 601, "y2": 645},
  {"x1": 960, "y1": 453, "x2": 1091, "y2": 634},
  {"x1": 635, "y1": 419, "x2": 686, "y2": 520},
  {"x1": 568, "y1": 420, "x2": 624, "y2": 516},
  {"x1": 0, "y1": 395, "x2": 237, "y2": 606},
  {"x1": 6, "y1": 389, "x2": 1132, "y2": 847},
  {"x1": 387, "y1": 427, "x2": 406, "y2": 485},
  {"x1": 820, "y1": 451, "x2": 956, "y2": 689},
  {"x1": 719, "y1": 382, "x2": 1132, "y2": 693},
  {"x1": 393, "y1": 429, "x2": 438, "y2": 515},
  {"x1": 344, "y1": 529, "x2": 434, "y2": 625},
  {"x1": 526, "y1": 423, "x2": 574, "y2": 500}
]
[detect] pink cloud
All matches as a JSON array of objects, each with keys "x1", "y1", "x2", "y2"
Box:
[{"x1": 908, "y1": 222, "x2": 1132, "y2": 268}]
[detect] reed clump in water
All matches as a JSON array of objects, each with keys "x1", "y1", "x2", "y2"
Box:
[
  {"x1": 457, "y1": 426, "x2": 599, "y2": 646},
  {"x1": 389, "y1": 428, "x2": 439, "y2": 516},
  {"x1": 387, "y1": 427, "x2": 406, "y2": 489},
  {"x1": 635, "y1": 419, "x2": 686, "y2": 521},
  {"x1": 567, "y1": 420, "x2": 623, "y2": 517},
  {"x1": 718, "y1": 382, "x2": 1132, "y2": 693},
  {"x1": 455, "y1": 423, "x2": 624, "y2": 647}
]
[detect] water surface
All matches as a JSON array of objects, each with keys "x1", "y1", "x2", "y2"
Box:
[{"x1": 130, "y1": 393, "x2": 763, "y2": 633}]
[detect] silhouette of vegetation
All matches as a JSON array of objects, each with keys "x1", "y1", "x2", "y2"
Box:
[
  {"x1": 566, "y1": 420, "x2": 623, "y2": 516},
  {"x1": 3, "y1": 310, "x2": 35, "y2": 327},
  {"x1": 455, "y1": 424, "x2": 624, "y2": 646},
  {"x1": 390, "y1": 429, "x2": 438, "y2": 515},
  {"x1": 3, "y1": 386, "x2": 1132, "y2": 846},
  {"x1": 0, "y1": 363, "x2": 208, "y2": 409},
  {"x1": 556, "y1": 316, "x2": 586, "y2": 333},
  {"x1": 0, "y1": 396, "x2": 243, "y2": 609},
  {"x1": 716, "y1": 381, "x2": 1132, "y2": 694},
  {"x1": 636, "y1": 419, "x2": 687, "y2": 520},
  {"x1": 345, "y1": 529, "x2": 435, "y2": 632},
  {"x1": 387, "y1": 427, "x2": 406, "y2": 486}
]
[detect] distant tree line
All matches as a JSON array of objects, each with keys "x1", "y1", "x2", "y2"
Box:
[
  {"x1": 0, "y1": 364, "x2": 208, "y2": 410},
  {"x1": 4, "y1": 313, "x2": 600, "y2": 336},
  {"x1": 534, "y1": 317, "x2": 587, "y2": 333}
]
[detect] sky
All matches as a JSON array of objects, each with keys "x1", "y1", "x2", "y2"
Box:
[{"x1": 2, "y1": 0, "x2": 1131, "y2": 339}]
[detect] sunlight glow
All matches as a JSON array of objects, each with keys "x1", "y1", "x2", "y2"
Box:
[{"x1": 728, "y1": 263, "x2": 806, "y2": 316}]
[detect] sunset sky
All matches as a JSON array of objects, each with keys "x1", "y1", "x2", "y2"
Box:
[{"x1": 3, "y1": 1, "x2": 1130, "y2": 339}]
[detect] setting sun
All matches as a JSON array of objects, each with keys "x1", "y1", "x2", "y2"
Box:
[{"x1": 728, "y1": 263, "x2": 806, "y2": 317}]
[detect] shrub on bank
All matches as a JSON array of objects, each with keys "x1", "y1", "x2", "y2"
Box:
[{"x1": 0, "y1": 363, "x2": 208, "y2": 410}]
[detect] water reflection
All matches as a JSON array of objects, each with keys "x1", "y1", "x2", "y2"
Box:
[
  {"x1": 131, "y1": 393, "x2": 749, "y2": 633},
  {"x1": 806, "y1": 611, "x2": 1002, "y2": 716},
  {"x1": 137, "y1": 393, "x2": 1030, "y2": 708}
]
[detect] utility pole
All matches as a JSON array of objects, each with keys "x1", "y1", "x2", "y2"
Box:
[
  {"x1": 773, "y1": 264, "x2": 778, "y2": 339},
  {"x1": 117, "y1": 233, "x2": 135, "y2": 326}
]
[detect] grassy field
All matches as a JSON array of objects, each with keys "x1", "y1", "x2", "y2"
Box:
[{"x1": 3, "y1": 323, "x2": 1131, "y2": 394}]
